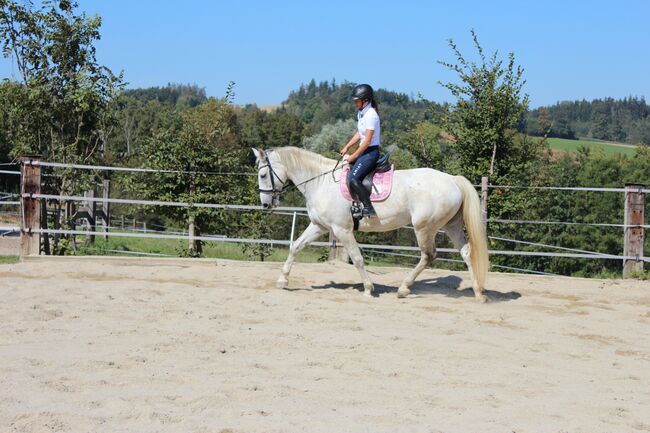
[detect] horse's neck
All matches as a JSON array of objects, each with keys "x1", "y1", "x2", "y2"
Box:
[{"x1": 278, "y1": 148, "x2": 335, "y2": 196}]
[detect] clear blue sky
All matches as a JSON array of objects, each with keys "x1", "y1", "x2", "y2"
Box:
[{"x1": 1, "y1": 0, "x2": 649, "y2": 107}]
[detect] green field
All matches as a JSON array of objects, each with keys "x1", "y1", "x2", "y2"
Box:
[
  {"x1": 71, "y1": 234, "x2": 410, "y2": 267},
  {"x1": 546, "y1": 137, "x2": 638, "y2": 157},
  {"x1": 0, "y1": 255, "x2": 19, "y2": 264}
]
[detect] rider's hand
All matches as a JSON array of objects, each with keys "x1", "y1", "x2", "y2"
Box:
[{"x1": 339, "y1": 146, "x2": 348, "y2": 156}]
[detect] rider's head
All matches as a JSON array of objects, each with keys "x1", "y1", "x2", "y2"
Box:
[{"x1": 351, "y1": 84, "x2": 378, "y2": 112}]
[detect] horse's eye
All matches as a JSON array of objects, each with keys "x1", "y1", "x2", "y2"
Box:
[{"x1": 260, "y1": 173, "x2": 267, "y2": 179}]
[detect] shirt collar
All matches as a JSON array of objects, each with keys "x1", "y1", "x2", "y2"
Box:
[{"x1": 358, "y1": 102, "x2": 372, "y2": 117}]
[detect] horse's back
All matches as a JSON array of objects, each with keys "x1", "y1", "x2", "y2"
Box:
[{"x1": 391, "y1": 167, "x2": 463, "y2": 221}]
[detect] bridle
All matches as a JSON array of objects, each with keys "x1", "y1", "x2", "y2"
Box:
[
  {"x1": 257, "y1": 149, "x2": 345, "y2": 201},
  {"x1": 257, "y1": 150, "x2": 286, "y2": 198}
]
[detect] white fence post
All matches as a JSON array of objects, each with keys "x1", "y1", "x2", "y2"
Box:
[{"x1": 289, "y1": 211, "x2": 297, "y2": 250}]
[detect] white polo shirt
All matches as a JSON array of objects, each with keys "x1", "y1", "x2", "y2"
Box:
[{"x1": 357, "y1": 103, "x2": 380, "y2": 147}]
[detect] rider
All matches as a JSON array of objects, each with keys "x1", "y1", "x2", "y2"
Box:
[{"x1": 339, "y1": 83, "x2": 380, "y2": 218}]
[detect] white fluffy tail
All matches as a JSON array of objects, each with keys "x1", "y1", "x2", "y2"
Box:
[{"x1": 454, "y1": 176, "x2": 489, "y2": 291}]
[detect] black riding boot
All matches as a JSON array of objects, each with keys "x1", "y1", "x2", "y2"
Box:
[{"x1": 349, "y1": 179, "x2": 377, "y2": 218}]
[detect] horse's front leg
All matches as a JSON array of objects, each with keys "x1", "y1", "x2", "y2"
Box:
[
  {"x1": 332, "y1": 226, "x2": 374, "y2": 296},
  {"x1": 277, "y1": 222, "x2": 327, "y2": 289}
]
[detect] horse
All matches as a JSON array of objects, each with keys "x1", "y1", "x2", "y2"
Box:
[{"x1": 252, "y1": 146, "x2": 489, "y2": 302}]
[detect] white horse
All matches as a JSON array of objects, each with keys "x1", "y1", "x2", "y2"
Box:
[{"x1": 252, "y1": 146, "x2": 489, "y2": 302}]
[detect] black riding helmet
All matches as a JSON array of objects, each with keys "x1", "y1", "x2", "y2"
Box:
[{"x1": 351, "y1": 83, "x2": 374, "y2": 101}]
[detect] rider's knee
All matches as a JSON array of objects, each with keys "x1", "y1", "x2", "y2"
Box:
[{"x1": 349, "y1": 177, "x2": 363, "y2": 189}]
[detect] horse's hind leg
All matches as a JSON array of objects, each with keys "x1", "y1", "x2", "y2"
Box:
[
  {"x1": 397, "y1": 226, "x2": 436, "y2": 298},
  {"x1": 331, "y1": 226, "x2": 374, "y2": 297},
  {"x1": 277, "y1": 222, "x2": 326, "y2": 289},
  {"x1": 443, "y1": 214, "x2": 487, "y2": 302}
]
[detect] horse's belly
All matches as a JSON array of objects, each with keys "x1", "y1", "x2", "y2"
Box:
[{"x1": 357, "y1": 212, "x2": 412, "y2": 232}]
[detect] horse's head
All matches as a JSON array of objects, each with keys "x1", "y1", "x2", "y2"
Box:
[{"x1": 252, "y1": 148, "x2": 288, "y2": 209}]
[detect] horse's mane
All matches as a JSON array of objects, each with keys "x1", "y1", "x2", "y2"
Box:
[{"x1": 271, "y1": 146, "x2": 337, "y2": 175}]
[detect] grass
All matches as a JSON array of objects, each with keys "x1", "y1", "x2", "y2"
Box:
[
  {"x1": 0, "y1": 255, "x2": 19, "y2": 264},
  {"x1": 66, "y1": 232, "x2": 416, "y2": 267},
  {"x1": 72, "y1": 233, "x2": 327, "y2": 263},
  {"x1": 546, "y1": 137, "x2": 638, "y2": 157}
]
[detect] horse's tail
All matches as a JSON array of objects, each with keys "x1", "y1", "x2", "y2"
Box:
[{"x1": 453, "y1": 175, "x2": 489, "y2": 291}]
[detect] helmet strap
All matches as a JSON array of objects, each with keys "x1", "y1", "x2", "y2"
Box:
[{"x1": 357, "y1": 100, "x2": 369, "y2": 111}]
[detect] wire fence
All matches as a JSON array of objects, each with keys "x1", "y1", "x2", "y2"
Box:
[{"x1": 3, "y1": 159, "x2": 648, "y2": 273}]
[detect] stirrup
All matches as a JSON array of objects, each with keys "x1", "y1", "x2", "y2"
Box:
[
  {"x1": 351, "y1": 202, "x2": 363, "y2": 219},
  {"x1": 362, "y1": 204, "x2": 377, "y2": 218}
]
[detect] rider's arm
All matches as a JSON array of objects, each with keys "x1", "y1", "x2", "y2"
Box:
[
  {"x1": 348, "y1": 129, "x2": 374, "y2": 163},
  {"x1": 340, "y1": 132, "x2": 360, "y2": 155}
]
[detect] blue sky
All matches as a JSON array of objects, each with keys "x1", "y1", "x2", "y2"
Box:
[{"x1": 1, "y1": 0, "x2": 649, "y2": 107}]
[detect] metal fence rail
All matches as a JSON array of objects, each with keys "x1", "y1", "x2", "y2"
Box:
[
  {"x1": 22, "y1": 227, "x2": 650, "y2": 263},
  {"x1": 6, "y1": 158, "x2": 647, "y2": 276}
]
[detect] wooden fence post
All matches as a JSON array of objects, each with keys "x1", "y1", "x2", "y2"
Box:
[
  {"x1": 20, "y1": 155, "x2": 41, "y2": 256},
  {"x1": 623, "y1": 183, "x2": 645, "y2": 277},
  {"x1": 480, "y1": 176, "x2": 489, "y2": 231}
]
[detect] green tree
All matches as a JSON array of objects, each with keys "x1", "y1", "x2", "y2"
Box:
[
  {"x1": 302, "y1": 119, "x2": 356, "y2": 155},
  {"x1": 0, "y1": 0, "x2": 123, "y2": 195},
  {"x1": 238, "y1": 107, "x2": 306, "y2": 149},
  {"x1": 132, "y1": 98, "x2": 248, "y2": 256},
  {"x1": 438, "y1": 30, "x2": 534, "y2": 181}
]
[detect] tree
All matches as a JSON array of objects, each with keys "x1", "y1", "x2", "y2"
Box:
[
  {"x1": 438, "y1": 30, "x2": 533, "y2": 181},
  {"x1": 0, "y1": 0, "x2": 123, "y2": 195},
  {"x1": 132, "y1": 97, "x2": 248, "y2": 256},
  {"x1": 391, "y1": 121, "x2": 448, "y2": 170},
  {"x1": 302, "y1": 119, "x2": 356, "y2": 155},
  {"x1": 238, "y1": 107, "x2": 306, "y2": 149}
]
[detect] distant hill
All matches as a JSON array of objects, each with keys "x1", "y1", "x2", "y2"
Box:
[
  {"x1": 524, "y1": 97, "x2": 650, "y2": 145},
  {"x1": 282, "y1": 79, "x2": 443, "y2": 135},
  {"x1": 123, "y1": 83, "x2": 208, "y2": 108}
]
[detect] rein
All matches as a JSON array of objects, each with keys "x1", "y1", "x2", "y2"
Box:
[{"x1": 258, "y1": 150, "x2": 344, "y2": 198}]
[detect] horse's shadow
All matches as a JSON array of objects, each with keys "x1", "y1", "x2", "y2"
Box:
[{"x1": 308, "y1": 275, "x2": 521, "y2": 302}]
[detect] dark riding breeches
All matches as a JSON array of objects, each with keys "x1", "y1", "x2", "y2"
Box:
[{"x1": 347, "y1": 146, "x2": 380, "y2": 205}]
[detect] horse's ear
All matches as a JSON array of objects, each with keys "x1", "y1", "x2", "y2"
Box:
[{"x1": 251, "y1": 148, "x2": 266, "y2": 162}]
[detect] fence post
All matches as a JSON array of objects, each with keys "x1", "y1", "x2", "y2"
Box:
[
  {"x1": 481, "y1": 176, "x2": 489, "y2": 231},
  {"x1": 83, "y1": 189, "x2": 96, "y2": 245},
  {"x1": 328, "y1": 230, "x2": 349, "y2": 263},
  {"x1": 289, "y1": 211, "x2": 297, "y2": 250},
  {"x1": 188, "y1": 214, "x2": 197, "y2": 255},
  {"x1": 623, "y1": 183, "x2": 645, "y2": 277},
  {"x1": 102, "y1": 179, "x2": 110, "y2": 240},
  {"x1": 20, "y1": 155, "x2": 41, "y2": 256}
]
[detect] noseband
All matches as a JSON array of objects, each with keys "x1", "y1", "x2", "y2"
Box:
[{"x1": 257, "y1": 150, "x2": 285, "y2": 198}]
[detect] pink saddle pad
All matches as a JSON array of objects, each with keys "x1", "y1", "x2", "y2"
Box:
[{"x1": 340, "y1": 164, "x2": 395, "y2": 202}]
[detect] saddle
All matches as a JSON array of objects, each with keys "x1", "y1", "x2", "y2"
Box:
[
  {"x1": 340, "y1": 153, "x2": 394, "y2": 203},
  {"x1": 361, "y1": 153, "x2": 391, "y2": 193}
]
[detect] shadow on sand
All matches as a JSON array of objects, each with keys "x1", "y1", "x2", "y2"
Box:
[{"x1": 307, "y1": 275, "x2": 521, "y2": 302}]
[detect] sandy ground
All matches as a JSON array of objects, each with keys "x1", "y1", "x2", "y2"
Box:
[
  {"x1": 0, "y1": 236, "x2": 19, "y2": 255},
  {"x1": 1, "y1": 257, "x2": 650, "y2": 433}
]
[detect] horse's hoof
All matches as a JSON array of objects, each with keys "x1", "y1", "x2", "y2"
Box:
[
  {"x1": 276, "y1": 277, "x2": 288, "y2": 289},
  {"x1": 397, "y1": 287, "x2": 410, "y2": 298},
  {"x1": 363, "y1": 282, "x2": 374, "y2": 297},
  {"x1": 475, "y1": 293, "x2": 488, "y2": 303}
]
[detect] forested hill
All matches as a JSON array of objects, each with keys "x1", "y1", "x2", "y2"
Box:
[
  {"x1": 123, "y1": 83, "x2": 208, "y2": 108},
  {"x1": 524, "y1": 97, "x2": 650, "y2": 144},
  {"x1": 281, "y1": 79, "x2": 442, "y2": 135}
]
